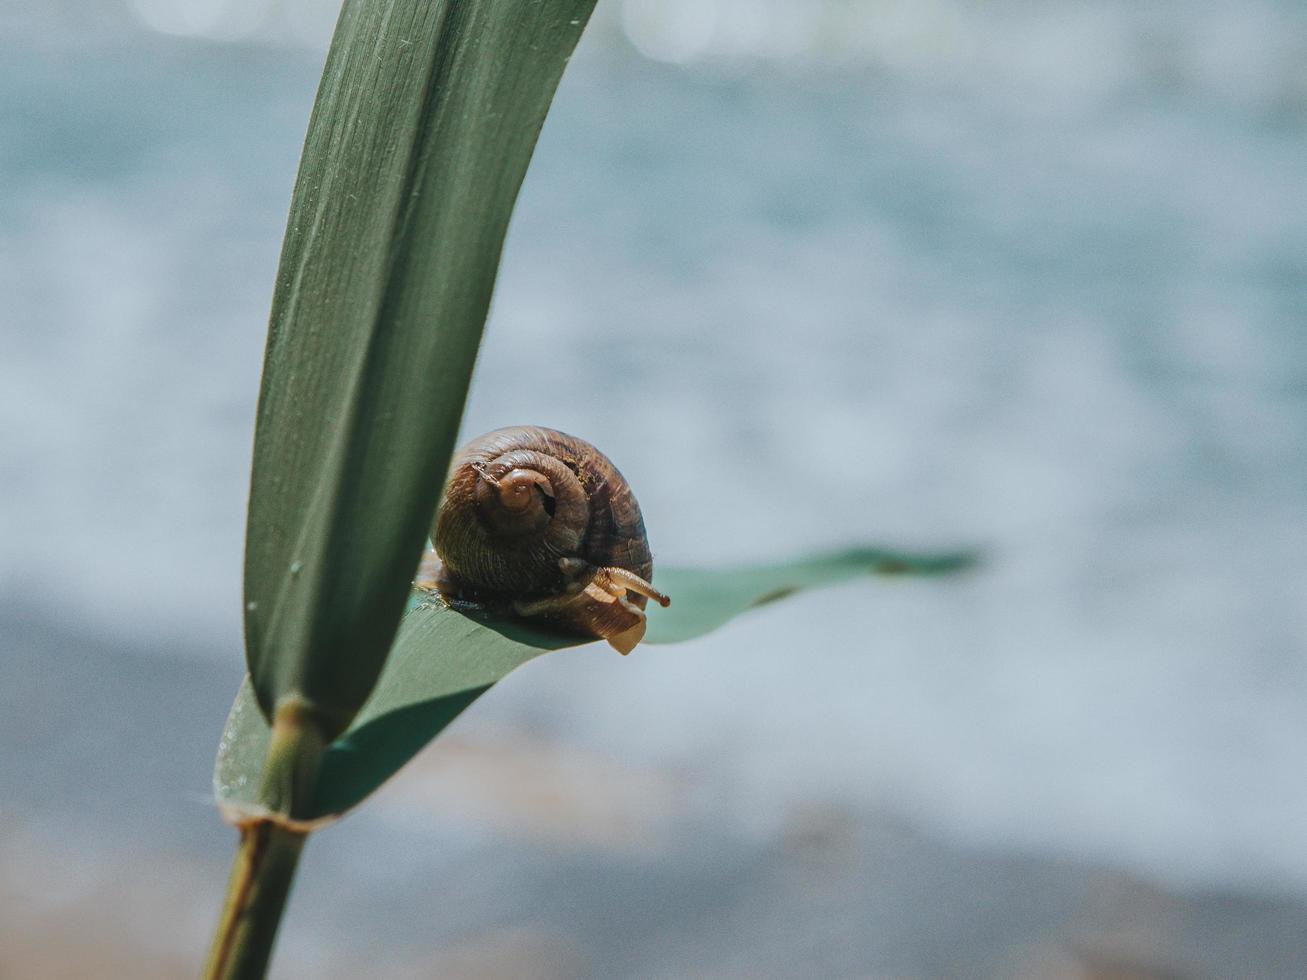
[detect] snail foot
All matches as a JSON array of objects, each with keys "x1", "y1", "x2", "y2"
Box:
[{"x1": 510, "y1": 562, "x2": 670, "y2": 654}]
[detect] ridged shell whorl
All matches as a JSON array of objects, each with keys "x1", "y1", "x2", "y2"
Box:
[{"x1": 430, "y1": 426, "x2": 666, "y2": 652}]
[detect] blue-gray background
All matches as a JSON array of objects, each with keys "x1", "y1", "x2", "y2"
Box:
[{"x1": 3, "y1": 1, "x2": 1305, "y2": 976}]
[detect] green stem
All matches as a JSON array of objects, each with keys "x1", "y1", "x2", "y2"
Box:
[
  {"x1": 202, "y1": 700, "x2": 328, "y2": 980},
  {"x1": 202, "y1": 822, "x2": 308, "y2": 980}
]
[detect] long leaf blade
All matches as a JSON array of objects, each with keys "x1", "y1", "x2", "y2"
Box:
[
  {"x1": 215, "y1": 547, "x2": 976, "y2": 821},
  {"x1": 242, "y1": 0, "x2": 596, "y2": 734},
  {"x1": 645, "y1": 547, "x2": 976, "y2": 644}
]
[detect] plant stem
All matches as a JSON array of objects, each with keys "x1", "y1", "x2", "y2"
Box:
[
  {"x1": 202, "y1": 822, "x2": 308, "y2": 980},
  {"x1": 203, "y1": 700, "x2": 327, "y2": 979}
]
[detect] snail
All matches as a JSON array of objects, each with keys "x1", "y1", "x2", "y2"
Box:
[{"x1": 429, "y1": 426, "x2": 670, "y2": 654}]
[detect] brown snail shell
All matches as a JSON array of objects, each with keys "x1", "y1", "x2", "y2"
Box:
[{"x1": 430, "y1": 426, "x2": 669, "y2": 654}]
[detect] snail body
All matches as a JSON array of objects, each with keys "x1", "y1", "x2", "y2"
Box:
[{"x1": 431, "y1": 426, "x2": 669, "y2": 654}]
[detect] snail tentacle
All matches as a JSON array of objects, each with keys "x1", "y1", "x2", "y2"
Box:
[{"x1": 598, "y1": 566, "x2": 670, "y2": 607}]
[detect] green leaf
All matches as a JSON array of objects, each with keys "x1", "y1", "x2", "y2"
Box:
[
  {"x1": 242, "y1": 0, "x2": 596, "y2": 737},
  {"x1": 215, "y1": 547, "x2": 976, "y2": 822},
  {"x1": 643, "y1": 547, "x2": 976, "y2": 644}
]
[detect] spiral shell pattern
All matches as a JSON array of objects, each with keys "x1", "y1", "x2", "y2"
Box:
[{"x1": 431, "y1": 426, "x2": 659, "y2": 646}]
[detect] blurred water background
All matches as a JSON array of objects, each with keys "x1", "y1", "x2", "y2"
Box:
[{"x1": 3, "y1": 1, "x2": 1307, "y2": 976}]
